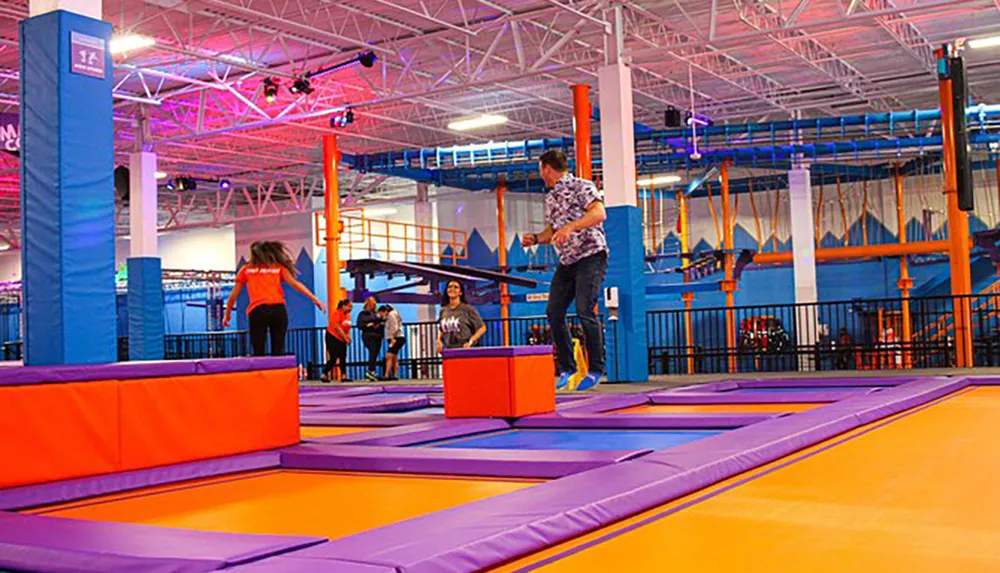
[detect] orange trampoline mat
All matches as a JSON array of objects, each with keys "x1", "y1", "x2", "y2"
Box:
[
  {"x1": 500, "y1": 386, "x2": 1000, "y2": 573},
  {"x1": 613, "y1": 402, "x2": 824, "y2": 414},
  {"x1": 299, "y1": 425, "x2": 376, "y2": 439},
  {"x1": 32, "y1": 470, "x2": 536, "y2": 540}
]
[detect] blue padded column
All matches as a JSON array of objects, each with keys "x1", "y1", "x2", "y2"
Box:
[
  {"x1": 127, "y1": 257, "x2": 164, "y2": 360},
  {"x1": 20, "y1": 11, "x2": 115, "y2": 365},
  {"x1": 604, "y1": 205, "x2": 647, "y2": 382}
]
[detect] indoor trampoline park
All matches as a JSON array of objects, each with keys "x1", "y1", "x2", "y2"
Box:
[{"x1": 4, "y1": 1, "x2": 1000, "y2": 572}]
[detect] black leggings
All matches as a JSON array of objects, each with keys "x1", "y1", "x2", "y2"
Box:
[
  {"x1": 249, "y1": 304, "x2": 288, "y2": 356},
  {"x1": 363, "y1": 337, "x2": 382, "y2": 374},
  {"x1": 325, "y1": 332, "x2": 348, "y2": 377}
]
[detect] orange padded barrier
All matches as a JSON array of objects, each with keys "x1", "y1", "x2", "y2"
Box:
[
  {"x1": 120, "y1": 369, "x2": 299, "y2": 471},
  {"x1": 0, "y1": 381, "x2": 121, "y2": 489},
  {"x1": 0, "y1": 368, "x2": 298, "y2": 489},
  {"x1": 444, "y1": 348, "x2": 555, "y2": 418}
]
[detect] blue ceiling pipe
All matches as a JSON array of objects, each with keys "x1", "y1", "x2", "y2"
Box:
[{"x1": 351, "y1": 104, "x2": 1000, "y2": 172}]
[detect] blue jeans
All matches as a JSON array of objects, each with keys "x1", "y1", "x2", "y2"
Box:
[{"x1": 547, "y1": 251, "x2": 607, "y2": 375}]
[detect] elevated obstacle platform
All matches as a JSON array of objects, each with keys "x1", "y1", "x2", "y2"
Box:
[
  {"x1": 0, "y1": 357, "x2": 299, "y2": 490},
  {"x1": 345, "y1": 258, "x2": 537, "y2": 305}
]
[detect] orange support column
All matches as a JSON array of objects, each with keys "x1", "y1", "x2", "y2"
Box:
[
  {"x1": 894, "y1": 163, "x2": 913, "y2": 369},
  {"x1": 678, "y1": 191, "x2": 695, "y2": 375},
  {"x1": 323, "y1": 136, "x2": 343, "y2": 313},
  {"x1": 572, "y1": 85, "x2": 592, "y2": 180},
  {"x1": 497, "y1": 181, "x2": 510, "y2": 346},
  {"x1": 938, "y1": 49, "x2": 973, "y2": 368},
  {"x1": 720, "y1": 161, "x2": 738, "y2": 373}
]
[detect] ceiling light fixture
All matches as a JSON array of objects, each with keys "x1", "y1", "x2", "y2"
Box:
[
  {"x1": 219, "y1": 179, "x2": 231, "y2": 190},
  {"x1": 447, "y1": 114, "x2": 508, "y2": 132},
  {"x1": 110, "y1": 34, "x2": 156, "y2": 55},
  {"x1": 289, "y1": 76, "x2": 313, "y2": 95},
  {"x1": 263, "y1": 78, "x2": 279, "y2": 103},
  {"x1": 969, "y1": 35, "x2": 1000, "y2": 49},
  {"x1": 637, "y1": 175, "x2": 682, "y2": 186}
]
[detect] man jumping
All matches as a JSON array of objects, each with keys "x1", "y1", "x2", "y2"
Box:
[{"x1": 522, "y1": 149, "x2": 608, "y2": 390}]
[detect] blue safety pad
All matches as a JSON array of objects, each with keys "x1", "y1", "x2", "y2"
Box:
[
  {"x1": 604, "y1": 205, "x2": 647, "y2": 382},
  {"x1": 420, "y1": 428, "x2": 721, "y2": 451},
  {"x1": 127, "y1": 257, "x2": 165, "y2": 360},
  {"x1": 20, "y1": 11, "x2": 115, "y2": 365}
]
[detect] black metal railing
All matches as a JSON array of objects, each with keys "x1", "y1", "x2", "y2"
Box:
[{"x1": 646, "y1": 293, "x2": 1000, "y2": 374}]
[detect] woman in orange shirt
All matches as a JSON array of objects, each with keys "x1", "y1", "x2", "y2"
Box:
[
  {"x1": 222, "y1": 241, "x2": 325, "y2": 356},
  {"x1": 323, "y1": 299, "x2": 353, "y2": 382}
]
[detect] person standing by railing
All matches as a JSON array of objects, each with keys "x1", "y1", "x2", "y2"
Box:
[
  {"x1": 521, "y1": 149, "x2": 608, "y2": 391},
  {"x1": 379, "y1": 304, "x2": 405, "y2": 380},
  {"x1": 358, "y1": 296, "x2": 383, "y2": 382},
  {"x1": 222, "y1": 241, "x2": 325, "y2": 357},
  {"x1": 436, "y1": 280, "x2": 486, "y2": 352}
]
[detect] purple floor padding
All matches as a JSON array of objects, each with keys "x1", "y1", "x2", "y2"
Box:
[
  {"x1": 0, "y1": 451, "x2": 281, "y2": 511},
  {"x1": 0, "y1": 512, "x2": 326, "y2": 573},
  {"x1": 280, "y1": 443, "x2": 649, "y2": 478},
  {"x1": 299, "y1": 412, "x2": 442, "y2": 427},
  {"x1": 225, "y1": 555, "x2": 396, "y2": 572},
  {"x1": 303, "y1": 419, "x2": 509, "y2": 447},
  {"x1": 514, "y1": 413, "x2": 776, "y2": 429},
  {"x1": 554, "y1": 394, "x2": 649, "y2": 413},
  {"x1": 292, "y1": 376, "x2": 965, "y2": 573}
]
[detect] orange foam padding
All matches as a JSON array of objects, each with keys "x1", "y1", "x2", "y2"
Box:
[
  {"x1": 498, "y1": 387, "x2": 1000, "y2": 572},
  {"x1": 120, "y1": 369, "x2": 299, "y2": 471},
  {"x1": 35, "y1": 470, "x2": 536, "y2": 540},
  {"x1": 444, "y1": 354, "x2": 555, "y2": 418},
  {"x1": 300, "y1": 426, "x2": 376, "y2": 439},
  {"x1": 614, "y1": 403, "x2": 824, "y2": 414},
  {"x1": 0, "y1": 381, "x2": 121, "y2": 489}
]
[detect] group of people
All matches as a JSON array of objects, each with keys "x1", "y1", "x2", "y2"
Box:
[
  {"x1": 221, "y1": 149, "x2": 609, "y2": 390},
  {"x1": 323, "y1": 297, "x2": 406, "y2": 382}
]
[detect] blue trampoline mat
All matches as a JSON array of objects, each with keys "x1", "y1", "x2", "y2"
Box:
[
  {"x1": 731, "y1": 386, "x2": 880, "y2": 393},
  {"x1": 416, "y1": 428, "x2": 722, "y2": 451}
]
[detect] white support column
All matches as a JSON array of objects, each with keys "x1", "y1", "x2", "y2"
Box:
[
  {"x1": 129, "y1": 151, "x2": 158, "y2": 257},
  {"x1": 597, "y1": 60, "x2": 636, "y2": 208},
  {"x1": 30, "y1": 0, "x2": 101, "y2": 19},
  {"x1": 414, "y1": 181, "x2": 438, "y2": 334},
  {"x1": 789, "y1": 167, "x2": 819, "y2": 371}
]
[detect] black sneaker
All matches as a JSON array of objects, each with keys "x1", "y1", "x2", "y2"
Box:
[{"x1": 365, "y1": 371, "x2": 379, "y2": 382}]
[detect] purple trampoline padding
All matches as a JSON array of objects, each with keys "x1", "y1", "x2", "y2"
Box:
[
  {"x1": 0, "y1": 512, "x2": 326, "y2": 573},
  {"x1": 513, "y1": 413, "x2": 775, "y2": 429},
  {"x1": 300, "y1": 395, "x2": 429, "y2": 412},
  {"x1": 299, "y1": 377, "x2": 965, "y2": 573},
  {"x1": 0, "y1": 357, "x2": 297, "y2": 388},
  {"x1": 555, "y1": 393, "x2": 649, "y2": 413},
  {"x1": 0, "y1": 360, "x2": 197, "y2": 386},
  {"x1": 0, "y1": 451, "x2": 280, "y2": 511},
  {"x1": 736, "y1": 376, "x2": 913, "y2": 388},
  {"x1": 300, "y1": 386, "x2": 382, "y2": 398},
  {"x1": 194, "y1": 356, "x2": 297, "y2": 374},
  {"x1": 647, "y1": 390, "x2": 861, "y2": 403},
  {"x1": 281, "y1": 443, "x2": 650, "y2": 478},
  {"x1": 300, "y1": 419, "x2": 509, "y2": 447},
  {"x1": 226, "y1": 555, "x2": 396, "y2": 573},
  {"x1": 382, "y1": 385, "x2": 442, "y2": 393},
  {"x1": 962, "y1": 376, "x2": 1000, "y2": 385},
  {"x1": 299, "y1": 412, "x2": 442, "y2": 427},
  {"x1": 428, "y1": 395, "x2": 445, "y2": 406},
  {"x1": 442, "y1": 345, "x2": 554, "y2": 359}
]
